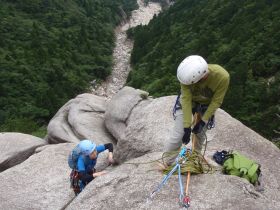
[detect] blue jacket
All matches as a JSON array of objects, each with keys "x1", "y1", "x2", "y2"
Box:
[{"x1": 77, "y1": 145, "x2": 106, "y2": 173}]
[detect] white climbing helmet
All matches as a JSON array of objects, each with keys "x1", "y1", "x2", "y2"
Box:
[
  {"x1": 79, "y1": 140, "x2": 96, "y2": 156},
  {"x1": 177, "y1": 55, "x2": 209, "y2": 85}
]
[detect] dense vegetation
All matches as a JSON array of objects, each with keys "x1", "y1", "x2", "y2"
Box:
[
  {"x1": 0, "y1": 0, "x2": 137, "y2": 135},
  {"x1": 128, "y1": 0, "x2": 280, "y2": 142}
]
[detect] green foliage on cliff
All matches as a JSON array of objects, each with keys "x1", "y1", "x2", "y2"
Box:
[
  {"x1": 128, "y1": 0, "x2": 280, "y2": 141},
  {"x1": 0, "y1": 0, "x2": 137, "y2": 133}
]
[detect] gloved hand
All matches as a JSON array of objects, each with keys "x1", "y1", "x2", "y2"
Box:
[
  {"x1": 192, "y1": 120, "x2": 206, "y2": 134},
  {"x1": 182, "y1": 127, "x2": 191, "y2": 145}
]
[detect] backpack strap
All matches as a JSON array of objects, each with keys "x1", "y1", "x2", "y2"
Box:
[{"x1": 248, "y1": 163, "x2": 259, "y2": 177}]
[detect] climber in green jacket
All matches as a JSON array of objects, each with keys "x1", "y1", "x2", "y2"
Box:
[{"x1": 164, "y1": 55, "x2": 230, "y2": 166}]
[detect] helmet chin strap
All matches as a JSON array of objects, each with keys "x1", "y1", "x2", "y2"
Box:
[
  {"x1": 203, "y1": 72, "x2": 209, "y2": 80},
  {"x1": 198, "y1": 72, "x2": 209, "y2": 82}
]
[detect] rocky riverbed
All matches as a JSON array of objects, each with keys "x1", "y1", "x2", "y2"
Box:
[{"x1": 92, "y1": 0, "x2": 161, "y2": 98}]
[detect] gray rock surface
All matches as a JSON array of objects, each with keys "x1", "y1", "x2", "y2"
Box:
[
  {"x1": 0, "y1": 132, "x2": 46, "y2": 172},
  {"x1": 66, "y1": 152, "x2": 280, "y2": 210},
  {"x1": 47, "y1": 93, "x2": 114, "y2": 145},
  {"x1": 105, "y1": 86, "x2": 149, "y2": 141},
  {"x1": 112, "y1": 95, "x2": 175, "y2": 163},
  {"x1": 0, "y1": 143, "x2": 74, "y2": 210},
  {"x1": 0, "y1": 95, "x2": 280, "y2": 210},
  {"x1": 0, "y1": 142, "x2": 113, "y2": 210},
  {"x1": 204, "y1": 109, "x2": 280, "y2": 201}
]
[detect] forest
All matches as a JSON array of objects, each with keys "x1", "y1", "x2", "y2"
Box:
[
  {"x1": 0, "y1": 0, "x2": 137, "y2": 135},
  {"x1": 128, "y1": 0, "x2": 280, "y2": 144}
]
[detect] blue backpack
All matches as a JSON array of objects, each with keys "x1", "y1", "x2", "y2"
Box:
[{"x1": 68, "y1": 145, "x2": 82, "y2": 169}]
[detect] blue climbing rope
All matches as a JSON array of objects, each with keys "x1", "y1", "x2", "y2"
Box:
[{"x1": 149, "y1": 146, "x2": 191, "y2": 208}]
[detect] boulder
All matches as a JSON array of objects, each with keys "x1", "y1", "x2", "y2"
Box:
[
  {"x1": 105, "y1": 86, "x2": 149, "y2": 141},
  {"x1": 47, "y1": 93, "x2": 114, "y2": 145},
  {"x1": 0, "y1": 132, "x2": 46, "y2": 172},
  {"x1": 0, "y1": 143, "x2": 74, "y2": 210},
  {"x1": 112, "y1": 96, "x2": 175, "y2": 163}
]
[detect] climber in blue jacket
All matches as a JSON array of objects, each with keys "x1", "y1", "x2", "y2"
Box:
[{"x1": 68, "y1": 140, "x2": 114, "y2": 194}]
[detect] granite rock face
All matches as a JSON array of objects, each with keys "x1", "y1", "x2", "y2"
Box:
[
  {"x1": 104, "y1": 86, "x2": 149, "y2": 142},
  {"x1": 1, "y1": 91, "x2": 280, "y2": 210},
  {"x1": 0, "y1": 143, "x2": 74, "y2": 210},
  {"x1": 47, "y1": 93, "x2": 114, "y2": 145},
  {"x1": 106, "y1": 94, "x2": 175, "y2": 163},
  {"x1": 0, "y1": 132, "x2": 46, "y2": 172},
  {"x1": 66, "y1": 152, "x2": 280, "y2": 210}
]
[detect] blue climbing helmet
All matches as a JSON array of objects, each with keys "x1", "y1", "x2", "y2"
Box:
[
  {"x1": 79, "y1": 140, "x2": 97, "y2": 156},
  {"x1": 68, "y1": 140, "x2": 96, "y2": 169}
]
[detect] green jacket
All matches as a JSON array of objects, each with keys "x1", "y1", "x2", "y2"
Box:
[{"x1": 181, "y1": 64, "x2": 230, "y2": 128}]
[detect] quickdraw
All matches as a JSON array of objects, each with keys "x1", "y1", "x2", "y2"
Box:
[
  {"x1": 149, "y1": 146, "x2": 192, "y2": 208},
  {"x1": 206, "y1": 115, "x2": 215, "y2": 130}
]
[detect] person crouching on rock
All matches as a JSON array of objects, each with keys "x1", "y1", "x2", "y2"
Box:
[
  {"x1": 161, "y1": 55, "x2": 230, "y2": 168},
  {"x1": 68, "y1": 140, "x2": 114, "y2": 195}
]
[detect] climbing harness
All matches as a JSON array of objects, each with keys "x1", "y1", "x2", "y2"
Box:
[
  {"x1": 192, "y1": 103, "x2": 215, "y2": 130},
  {"x1": 70, "y1": 169, "x2": 81, "y2": 195},
  {"x1": 149, "y1": 146, "x2": 192, "y2": 208},
  {"x1": 172, "y1": 91, "x2": 182, "y2": 119},
  {"x1": 172, "y1": 93, "x2": 215, "y2": 129}
]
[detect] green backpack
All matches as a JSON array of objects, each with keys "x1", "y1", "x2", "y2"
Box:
[{"x1": 223, "y1": 151, "x2": 260, "y2": 184}]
